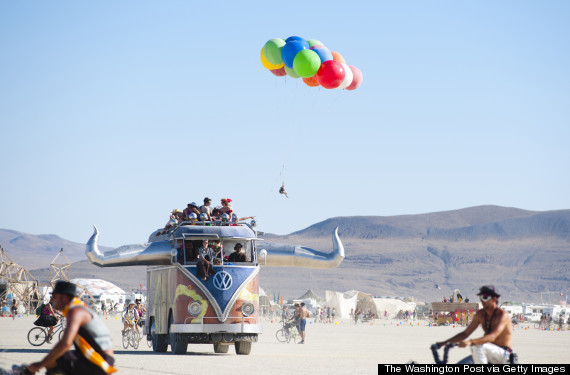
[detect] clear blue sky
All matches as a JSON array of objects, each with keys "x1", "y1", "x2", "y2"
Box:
[{"x1": 1, "y1": 1, "x2": 569, "y2": 247}]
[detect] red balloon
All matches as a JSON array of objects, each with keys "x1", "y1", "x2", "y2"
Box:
[
  {"x1": 345, "y1": 65, "x2": 362, "y2": 90},
  {"x1": 270, "y1": 67, "x2": 287, "y2": 77},
  {"x1": 316, "y1": 60, "x2": 345, "y2": 89},
  {"x1": 302, "y1": 75, "x2": 320, "y2": 87}
]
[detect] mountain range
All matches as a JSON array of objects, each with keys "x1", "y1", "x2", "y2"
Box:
[{"x1": 1, "y1": 205, "x2": 569, "y2": 303}]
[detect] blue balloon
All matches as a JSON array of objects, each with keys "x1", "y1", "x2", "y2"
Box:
[
  {"x1": 311, "y1": 47, "x2": 333, "y2": 64},
  {"x1": 282, "y1": 41, "x2": 307, "y2": 69},
  {"x1": 285, "y1": 36, "x2": 309, "y2": 49}
]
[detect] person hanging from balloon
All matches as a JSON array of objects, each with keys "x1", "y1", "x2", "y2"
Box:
[{"x1": 279, "y1": 182, "x2": 288, "y2": 198}]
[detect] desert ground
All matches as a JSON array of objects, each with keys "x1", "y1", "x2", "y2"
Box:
[{"x1": 0, "y1": 315, "x2": 568, "y2": 374}]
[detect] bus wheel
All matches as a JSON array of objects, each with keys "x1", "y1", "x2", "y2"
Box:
[
  {"x1": 151, "y1": 318, "x2": 168, "y2": 353},
  {"x1": 169, "y1": 315, "x2": 187, "y2": 354},
  {"x1": 234, "y1": 341, "x2": 251, "y2": 355},
  {"x1": 213, "y1": 343, "x2": 229, "y2": 353}
]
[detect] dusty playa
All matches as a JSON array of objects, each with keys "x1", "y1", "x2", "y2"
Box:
[{"x1": 0, "y1": 316, "x2": 568, "y2": 374}]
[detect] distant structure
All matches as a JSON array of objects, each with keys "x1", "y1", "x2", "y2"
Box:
[
  {"x1": 0, "y1": 244, "x2": 40, "y2": 314},
  {"x1": 49, "y1": 248, "x2": 96, "y2": 306},
  {"x1": 49, "y1": 248, "x2": 71, "y2": 287}
]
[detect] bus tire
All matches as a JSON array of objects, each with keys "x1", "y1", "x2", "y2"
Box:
[
  {"x1": 213, "y1": 343, "x2": 229, "y2": 353},
  {"x1": 153, "y1": 334, "x2": 168, "y2": 352},
  {"x1": 169, "y1": 315, "x2": 187, "y2": 354},
  {"x1": 151, "y1": 318, "x2": 168, "y2": 353},
  {"x1": 234, "y1": 341, "x2": 251, "y2": 355}
]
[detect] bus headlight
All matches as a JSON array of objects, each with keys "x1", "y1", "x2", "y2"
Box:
[
  {"x1": 188, "y1": 301, "x2": 202, "y2": 316},
  {"x1": 241, "y1": 302, "x2": 255, "y2": 317}
]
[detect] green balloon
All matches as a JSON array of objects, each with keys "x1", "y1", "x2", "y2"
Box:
[
  {"x1": 263, "y1": 38, "x2": 286, "y2": 65},
  {"x1": 307, "y1": 39, "x2": 323, "y2": 48},
  {"x1": 293, "y1": 50, "x2": 321, "y2": 78},
  {"x1": 284, "y1": 65, "x2": 300, "y2": 79}
]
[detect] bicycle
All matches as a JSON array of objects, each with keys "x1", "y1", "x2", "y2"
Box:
[
  {"x1": 27, "y1": 318, "x2": 65, "y2": 346},
  {"x1": 409, "y1": 343, "x2": 518, "y2": 365},
  {"x1": 276, "y1": 323, "x2": 302, "y2": 344},
  {"x1": 122, "y1": 320, "x2": 141, "y2": 349}
]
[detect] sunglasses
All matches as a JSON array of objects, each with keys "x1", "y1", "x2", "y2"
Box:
[{"x1": 480, "y1": 295, "x2": 493, "y2": 302}]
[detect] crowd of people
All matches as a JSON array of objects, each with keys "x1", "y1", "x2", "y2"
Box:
[
  {"x1": 164, "y1": 197, "x2": 255, "y2": 230},
  {"x1": 350, "y1": 308, "x2": 377, "y2": 323},
  {"x1": 314, "y1": 306, "x2": 336, "y2": 323},
  {"x1": 173, "y1": 238, "x2": 249, "y2": 280},
  {"x1": 442, "y1": 292, "x2": 470, "y2": 303},
  {"x1": 538, "y1": 313, "x2": 570, "y2": 330}
]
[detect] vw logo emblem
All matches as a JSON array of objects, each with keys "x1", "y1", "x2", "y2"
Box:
[{"x1": 213, "y1": 271, "x2": 232, "y2": 291}]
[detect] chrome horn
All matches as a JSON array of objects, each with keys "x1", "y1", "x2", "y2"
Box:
[
  {"x1": 256, "y1": 227, "x2": 344, "y2": 269},
  {"x1": 86, "y1": 226, "x2": 175, "y2": 267}
]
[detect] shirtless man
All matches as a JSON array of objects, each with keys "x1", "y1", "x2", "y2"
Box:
[
  {"x1": 436, "y1": 285, "x2": 514, "y2": 364},
  {"x1": 298, "y1": 302, "x2": 311, "y2": 344}
]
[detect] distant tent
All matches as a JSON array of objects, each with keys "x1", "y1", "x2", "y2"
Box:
[
  {"x1": 298, "y1": 290, "x2": 323, "y2": 301},
  {"x1": 71, "y1": 278, "x2": 126, "y2": 297},
  {"x1": 372, "y1": 297, "x2": 416, "y2": 319}
]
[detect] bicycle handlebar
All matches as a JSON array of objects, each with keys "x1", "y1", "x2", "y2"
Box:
[{"x1": 430, "y1": 343, "x2": 458, "y2": 364}]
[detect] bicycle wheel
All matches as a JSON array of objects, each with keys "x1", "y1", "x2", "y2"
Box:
[
  {"x1": 28, "y1": 327, "x2": 47, "y2": 346},
  {"x1": 58, "y1": 328, "x2": 64, "y2": 341},
  {"x1": 292, "y1": 331, "x2": 302, "y2": 344},
  {"x1": 132, "y1": 331, "x2": 140, "y2": 349},
  {"x1": 275, "y1": 329, "x2": 288, "y2": 343},
  {"x1": 122, "y1": 330, "x2": 130, "y2": 349}
]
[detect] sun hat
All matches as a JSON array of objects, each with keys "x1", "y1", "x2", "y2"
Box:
[
  {"x1": 476, "y1": 285, "x2": 500, "y2": 298},
  {"x1": 52, "y1": 280, "x2": 78, "y2": 297}
]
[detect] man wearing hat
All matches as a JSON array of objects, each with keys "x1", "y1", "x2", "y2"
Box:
[
  {"x1": 165, "y1": 209, "x2": 182, "y2": 229},
  {"x1": 27, "y1": 280, "x2": 116, "y2": 374},
  {"x1": 436, "y1": 285, "x2": 514, "y2": 364}
]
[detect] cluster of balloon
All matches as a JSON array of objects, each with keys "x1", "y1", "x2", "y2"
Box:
[{"x1": 261, "y1": 36, "x2": 362, "y2": 90}]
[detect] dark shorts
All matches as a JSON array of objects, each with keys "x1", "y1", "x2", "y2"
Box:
[
  {"x1": 299, "y1": 319, "x2": 307, "y2": 332},
  {"x1": 53, "y1": 350, "x2": 114, "y2": 375}
]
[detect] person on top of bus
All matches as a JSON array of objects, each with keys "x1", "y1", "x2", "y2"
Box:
[
  {"x1": 183, "y1": 202, "x2": 200, "y2": 220},
  {"x1": 200, "y1": 197, "x2": 213, "y2": 219}
]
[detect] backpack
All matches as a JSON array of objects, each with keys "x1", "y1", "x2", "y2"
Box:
[{"x1": 35, "y1": 303, "x2": 45, "y2": 316}]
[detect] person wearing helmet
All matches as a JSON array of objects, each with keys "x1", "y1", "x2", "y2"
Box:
[{"x1": 122, "y1": 301, "x2": 140, "y2": 335}]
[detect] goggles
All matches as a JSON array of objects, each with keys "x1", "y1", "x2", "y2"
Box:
[{"x1": 479, "y1": 295, "x2": 493, "y2": 302}]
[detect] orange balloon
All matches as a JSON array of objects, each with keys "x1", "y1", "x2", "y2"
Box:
[
  {"x1": 331, "y1": 51, "x2": 346, "y2": 64},
  {"x1": 302, "y1": 75, "x2": 320, "y2": 87}
]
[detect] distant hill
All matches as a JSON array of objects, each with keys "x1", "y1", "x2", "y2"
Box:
[
  {"x1": 0, "y1": 229, "x2": 112, "y2": 269},
  {"x1": 2, "y1": 205, "x2": 569, "y2": 303}
]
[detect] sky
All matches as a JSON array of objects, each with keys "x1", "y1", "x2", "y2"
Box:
[{"x1": 1, "y1": 1, "x2": 569, "y2": 248}]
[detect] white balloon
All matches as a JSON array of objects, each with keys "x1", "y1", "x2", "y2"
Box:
[{"x1": 337, "y1": 63, "x2": 353, "y2": 90}]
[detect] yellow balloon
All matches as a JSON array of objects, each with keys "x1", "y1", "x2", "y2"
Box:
[{"x1": 260, "y1": 48, "x2": 284, "y2": 70}]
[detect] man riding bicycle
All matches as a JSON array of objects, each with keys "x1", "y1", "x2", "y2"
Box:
[
  {"x1": 27, "y1": 280, "x2": 116, "y2": 375},
  {"x1": 436, "y1": 285, "x2": 515, "y2": 364}
]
